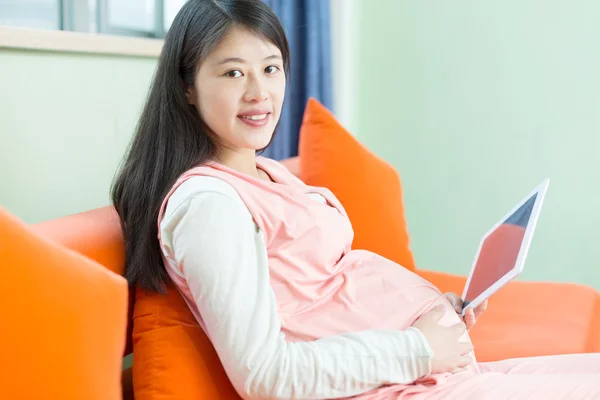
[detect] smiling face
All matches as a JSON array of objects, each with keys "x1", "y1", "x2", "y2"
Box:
[{"x1": 186, "y1": 25, "x2": 286, "y2": 158}]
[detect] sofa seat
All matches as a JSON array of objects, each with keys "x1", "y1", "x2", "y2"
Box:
[{"x1": 417, "y1": 269, "x2": 600, "y2": 362}]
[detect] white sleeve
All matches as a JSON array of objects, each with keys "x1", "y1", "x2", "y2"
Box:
[{"x1": 162, "y1": 177, "x2": 433, "y2": 400}]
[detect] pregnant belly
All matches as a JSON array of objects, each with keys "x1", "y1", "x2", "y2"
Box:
[
  {"x1": 278, "y1": 250, "x2": 471, "y2": 347},
  {"x1": 276, "y1": 249, "x2": 479, "y2": 395}
]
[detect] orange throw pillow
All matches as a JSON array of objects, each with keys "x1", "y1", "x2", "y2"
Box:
[
  {"x1": 0, "y1": 206, "x2": 128, "y2": 400},
  {"x1": 132, "y1": 285, "x2": 241, "y2": 400},
  {"x1": 298, "y1": 98, "x2": 417, "y2": 271}
]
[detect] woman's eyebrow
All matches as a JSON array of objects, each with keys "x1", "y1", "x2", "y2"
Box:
[{"x1": 215, "y1": 54, "x2": 282, "y2": 65}]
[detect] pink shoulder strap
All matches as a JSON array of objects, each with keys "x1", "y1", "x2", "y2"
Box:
[{"x1": 257, "y1": 157, "x2": 349, "y2": 220}]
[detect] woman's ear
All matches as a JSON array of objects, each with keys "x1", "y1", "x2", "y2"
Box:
[{"x1": 185, "y1": 87, "x2": 196, "y2": 105}]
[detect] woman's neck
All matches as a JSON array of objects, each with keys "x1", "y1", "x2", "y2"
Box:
[{"x1": 215, "y1": 147, "x2": 262, "y2": 180}]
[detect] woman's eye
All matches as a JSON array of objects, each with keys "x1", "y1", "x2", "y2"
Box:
[
  {"x1": 265, "y1": 65, "x2": 280, "y2": 74},
  {"x1": 226, "y1": 70, "x2": 242, "y2": 78}
]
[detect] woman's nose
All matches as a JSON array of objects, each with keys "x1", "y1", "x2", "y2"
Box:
[{"x1": 243, "y1": 77, "x2": 268, "y2": 102}]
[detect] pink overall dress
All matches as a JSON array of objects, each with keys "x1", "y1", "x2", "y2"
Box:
[{"x1": 158, "y1": 156, "x2": 600, "y2": 399}]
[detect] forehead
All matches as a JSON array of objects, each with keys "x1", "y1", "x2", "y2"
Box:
[{"x1": 206, "y1": 25, "x2": 282, "y2": 61}]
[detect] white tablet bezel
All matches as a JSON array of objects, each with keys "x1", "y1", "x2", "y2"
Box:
[{"x1": 460, "y1": 178, "x2": 550, "y2": 316}]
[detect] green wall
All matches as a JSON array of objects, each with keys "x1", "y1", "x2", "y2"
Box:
[
  {"x1": 357, "y1": 1, "x2": 600, "y2": 289},
  {"x1": 2, "y1": 2, "x2": 599, "y2": 291},
  {"x1": 0, "y1": 48, "x2": 157, "y2": 224}
]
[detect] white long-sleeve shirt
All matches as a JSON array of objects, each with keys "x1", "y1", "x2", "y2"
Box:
[{"x1": 159, "y1": 176, "x2": 434, "y2": 400}]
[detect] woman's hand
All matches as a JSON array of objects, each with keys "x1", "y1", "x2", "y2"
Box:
[
  {"x1": 444, "y1": 292, "x2": 487, "y2": 331},
  {"x1": 411, "y1": 305, "x2": 474, "y2": 374}
]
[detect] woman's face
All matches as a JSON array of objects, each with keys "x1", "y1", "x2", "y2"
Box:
[{"x1": 187, "y1": 25, "x2": 286, "y2": 155}]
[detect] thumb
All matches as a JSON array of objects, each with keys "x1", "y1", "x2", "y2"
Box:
[
  {"x1": 445, "y1": 294, "x2": 463, "y2": 313},
  {"x1": 452, "y1": 302, "x2": 463, "y2": 314}
]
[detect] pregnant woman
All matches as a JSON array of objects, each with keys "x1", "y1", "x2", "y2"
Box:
[{"x1": 111, "y1": 1, "x2": 600, "y2": 398}]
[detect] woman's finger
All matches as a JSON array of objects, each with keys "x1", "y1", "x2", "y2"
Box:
[
  {"x1": 465, "y1": 309, "x2": 476, "y2": 330},
  {"x1": 474, "y1": 299, "x2": 488, "y2": 318}
]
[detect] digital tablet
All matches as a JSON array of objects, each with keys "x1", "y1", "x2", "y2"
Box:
[{"x1": 461, "y1": 179, "x2": 550, "y2": 316}]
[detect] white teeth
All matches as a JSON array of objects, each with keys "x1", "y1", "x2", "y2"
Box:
[{"x1": 241, "y1": 114, "x2": 267, "y2": 121}]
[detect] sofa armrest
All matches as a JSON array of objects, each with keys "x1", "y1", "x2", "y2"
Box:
[{"x1": 0, "y1": 206, "x2": 128, "y2": 399}]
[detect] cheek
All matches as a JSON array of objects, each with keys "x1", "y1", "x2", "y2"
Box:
[{"x1": 198, "y1": 85, "x2": 238, "y2": 124}]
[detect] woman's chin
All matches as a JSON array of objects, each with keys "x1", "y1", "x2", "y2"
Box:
[{"x1": 244, "y1": 133, "x2": 275, "y2": 151}]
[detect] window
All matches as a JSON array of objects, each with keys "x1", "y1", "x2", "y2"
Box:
[
  {"x1": 0, "y1": 0, "x2": 61, "y2": 30},
  {"x1": 163, "y1": 0, "x2": 186, "y2": 32},
  {"x1": 0, "y1": 0, "x2": 187, "y2": 38},
  {"x1": 100, "y1": 0, "x2": 159, "y2": 37}
]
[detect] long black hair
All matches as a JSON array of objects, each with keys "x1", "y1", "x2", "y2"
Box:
[{"x1": 111, "y1": 0, "x2": 290, "y2": 293}]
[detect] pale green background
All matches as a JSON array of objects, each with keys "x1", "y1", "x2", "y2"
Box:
[
  {"x1": 356, "y1": 0, "x2": 600, "y2": 289},
  {"x1": 0, "y1": 49, "x2": 156, "y2": 223},
  {"x1": 1, "y1": 0, "x2": 599, "y2": 291}
]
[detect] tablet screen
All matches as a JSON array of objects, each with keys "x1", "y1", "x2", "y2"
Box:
[{"x1": 463, "y1": 194, "x2": 538, "y2": 306}]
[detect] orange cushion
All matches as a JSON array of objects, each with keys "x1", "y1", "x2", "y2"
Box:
[
  {"x1": 0, "y1": 206, "x2": 128, "y2": 400},
  {"x1": 132, "y1": 285, "x2": 241, "y2": 400},
  {"x1": 417, "y1": 269, "x2": 600, "y2": 361},
  {"x1": 298, "y1": 98, "x2": 417, "y2": 271}
]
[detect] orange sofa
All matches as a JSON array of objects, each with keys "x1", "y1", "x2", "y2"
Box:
[
  {"x1": 0, "y1": 95, "x2": 600, "y2": 400},
  {"x1": 2, "y1": 154, "x2": 599, "y2": 399}
]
